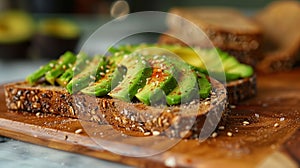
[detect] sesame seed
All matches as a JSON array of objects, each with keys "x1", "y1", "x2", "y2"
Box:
[
  {"x1": 75, "y1": 129, "x2": 83, "y2": 134},
  {"x1": 229, "y1": 105, "x2": 236, "y2": 109},
  {"x1": 280, "y1": 117, "x2": 285, "y2": 122},
  {"x1": 227, "y1": 132, "x2": 233, "y2": 137},
  {"x1": 274, "y1": 123, "x2": 279, "y2": 127},
  {"x1": 152, "y1": 131, "x2": 160, "y2": 136},
  {"x1": 243, "y1": 121, "x2": 250, "y2": 126},
  {"x1": 164, "y1": 156, "x2": 176, "y2": 167},
  {"x1": 218, "y1": 126, "x2": 225, "y2": 130},
  {"x1": 137, "y1": 126, "x2": 145, "y2": 133},
  {"x1": 36, "y1": 112, "x2": 41, "y2": 117},
  {"x1": 211, "y1": 132, "x2": 218, "y2": 138},
  {"x1": 144, "y1": 132, "x2": 151, "y2": 136},
  {"x1": 255, "y1": 113, "x2": 260, "y2": 118}
]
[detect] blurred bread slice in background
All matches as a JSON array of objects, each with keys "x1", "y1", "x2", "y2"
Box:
[
  {"x1": 159, "y1": 7, "x2": 262, "y2": 66},
  {"x1": 253, "y1": 0, "x2": 300, "y2": 73}
]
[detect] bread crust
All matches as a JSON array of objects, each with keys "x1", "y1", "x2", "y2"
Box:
[{"x1": 4, "y1": 78, "x2": 227, "y2": 138}]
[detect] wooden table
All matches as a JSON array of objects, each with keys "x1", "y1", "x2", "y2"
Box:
[{"x1": 0, "y1": 68, "x2": 299, "y2": 168}]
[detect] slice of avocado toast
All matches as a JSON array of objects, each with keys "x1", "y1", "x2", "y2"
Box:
[{"x1": 25, "y1": 44, "x2": 214, "y2": 106}]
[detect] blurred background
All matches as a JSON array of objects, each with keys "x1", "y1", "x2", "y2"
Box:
[
  {"x1": 0, "y1": 0, "x2": 288, "y2": 81},
  {"x1": 0, "y1": 0, "x2": 278, "y2": 13},
  {"x1": 0, "y1": 0, "x2": 281, "y2": 60}
]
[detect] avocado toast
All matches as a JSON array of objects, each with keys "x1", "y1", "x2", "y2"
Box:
[{"x1": 4, "y1": 45, "x2": 227, "y2": 139}]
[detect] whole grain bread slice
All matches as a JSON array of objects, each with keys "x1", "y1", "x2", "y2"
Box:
[
  {"x1": 4, "y1": 78, "x2": 228, "y2": 139},
  {"x1": 167, "y1": 7, "x2": 262, "y2": 52}
]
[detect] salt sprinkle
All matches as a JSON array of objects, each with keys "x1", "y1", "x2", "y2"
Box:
[
  {"x1": 227, "y1": 132, "x2": 233, "y2": 137},
  {"x1": 164, "y1": 156, "x2": 176, "y2": 167},
  {"x1": 243, "y1": 121, "x2": 250, "y2": 126},
  {"x1": 218, "y1": 126, "x2": 225, "y2": 130},
  {"x1": 211, "y1": 132, "x2": 218, "y2": 138},
  {"x1": 229, "y1": 105, "x2": 236, "y2": 109},
  {"x1": 75, "y1": 129, "x2": 83, "y2": 134}
]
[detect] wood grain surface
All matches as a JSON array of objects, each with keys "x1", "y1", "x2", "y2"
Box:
[{"x1": 0, "y1": 68, "x2": 300, "y2": 168}]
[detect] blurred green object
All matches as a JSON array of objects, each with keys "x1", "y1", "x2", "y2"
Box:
[
  {"x1": 0, "y1": 10, "x2": 35, "y2": 43},
  {"x1": 37, "y1": 18, "x2": 80, "y2": 39},
  {"x1": 0, "y1": 10, "x2": 34, "y2": 59}
]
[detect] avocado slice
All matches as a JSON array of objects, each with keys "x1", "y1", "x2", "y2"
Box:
[
  {"x1": 197, "y1": 72, "x2": 212, "y2": 99},
  {"x1": 135, "y1": 55, "x2": 178, "y2": 105},
  {"x1": 226, "y1": 64, "x2": 253, "y2": 78},
  {"x1": 66, "y1": 55, "x2": 108, "y2": 94},
  {"x1": 108, "y1": 54, "x2": 152, "y2": 102},
  {"x1": 81, "y1": 55, "x2": 126, "y2": 96},
  {"x1": 166, "y1": 57, "x2": 199, "y2": 105}
]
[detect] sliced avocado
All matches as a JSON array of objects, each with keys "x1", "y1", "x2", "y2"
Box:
[
  {"x1": 227, "y1": 64, "x2": 253, "y2": 78},
  {"x1": 81, "y1": 55, "x2": 126, "y2": 96},
  {"x1": 45, "y1": 51, "x2": 76, "y2": 85},
  {"x1": 135, "y1": 55, "x2": 178, "y2": 105},
  {"x1": 166, "y1": 57, "x2": 199, "y2": 105},
  {"x1": 222, "y1": 56, "x2": 240, "y2": 71},
  {"x1": 197, "y1": 72, "x2": 212, "y2": 99},
  {"x1": 108, "y1": 54, "x2": 152, "y2": 102},
  {"x1": 26, "y1": 60, "x2": 57, "y2": 85},
  {"x1": 66, "y1": 55, "x2": 107, "y2": 94}
]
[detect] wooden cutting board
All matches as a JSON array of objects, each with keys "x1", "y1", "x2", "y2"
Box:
[{"x1": 0, "y1": 68, "x2": 300, "y2": 168}]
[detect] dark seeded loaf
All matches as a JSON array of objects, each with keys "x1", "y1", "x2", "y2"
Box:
[
  {"x1": 165, "y1": 7, "x2": 262, "y2": 66},
  {"x1": 4, "y1": 78, "x2": 227, "y2": 139}
]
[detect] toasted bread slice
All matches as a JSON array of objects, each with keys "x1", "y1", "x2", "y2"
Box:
[
  {"x1": 253, "y1": 0, "x2": 300, "y2": 73},
  {"x1": 4, "y1": 78, "x2": 227, "y2": 139},
  {"x1": 167, "y1": 7, "x2": 262, "y2": 52}
]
